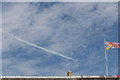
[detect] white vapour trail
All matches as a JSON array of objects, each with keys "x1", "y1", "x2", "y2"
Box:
[{"x1": 4, "y1": 31, "x2": 79, "y2": 62}]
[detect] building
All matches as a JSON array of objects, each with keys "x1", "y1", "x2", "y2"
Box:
[
  {"x1": 0, "y1": 71, "x2": 119, "y2": 80},
  {"x1": 0, "y1": 76, "x2": 119, "y2": 80}
]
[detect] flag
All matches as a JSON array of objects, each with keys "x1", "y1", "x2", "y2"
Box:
[{"x1": 105, "y1": 41, "x2": 120, "y2": 50}]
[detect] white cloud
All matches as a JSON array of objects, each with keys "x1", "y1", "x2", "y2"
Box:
[
  {"x1": 2, "y1": 2, "x2": 118, "y2": 76},
  {"x1": 2, "y1": 0, "x2": 120, "y2": 2}
]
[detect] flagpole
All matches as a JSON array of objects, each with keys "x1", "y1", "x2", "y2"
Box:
[{"x1": 104, "y1": 39, "x2": 108, "y2": 77}]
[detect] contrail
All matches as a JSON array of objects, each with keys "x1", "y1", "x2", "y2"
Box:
[{"x1": 4, "y1": 31, "x2": 79, "y2": 62}]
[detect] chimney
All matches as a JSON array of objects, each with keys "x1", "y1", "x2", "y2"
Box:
[{"x1": 67, "y1": 71, "x2": 72, "y2": 76}]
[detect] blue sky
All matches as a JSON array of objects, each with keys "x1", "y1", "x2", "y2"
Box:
[
  {"x1": 2, "y1": 2, "x2": 118, "y2": 76},
  {"x1": 0, "y1": 1, "x2": 2, "y2": 76}
]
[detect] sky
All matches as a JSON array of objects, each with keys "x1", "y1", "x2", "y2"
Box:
[
  {"x1": 1, "y1": 2, "x2": 118, "y2": 76},
  {"x1": 0, "y1": 1, "x2": 2, "y2": 76}
]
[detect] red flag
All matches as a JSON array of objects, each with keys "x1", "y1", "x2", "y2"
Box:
[{"x1": 105, "y1": 41, "x2": 120, "y2": 50}]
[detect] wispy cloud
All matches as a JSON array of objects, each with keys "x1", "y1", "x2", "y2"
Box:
[{"x1": 2, "y1": 2, "x2": 118, "y2": 76}]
